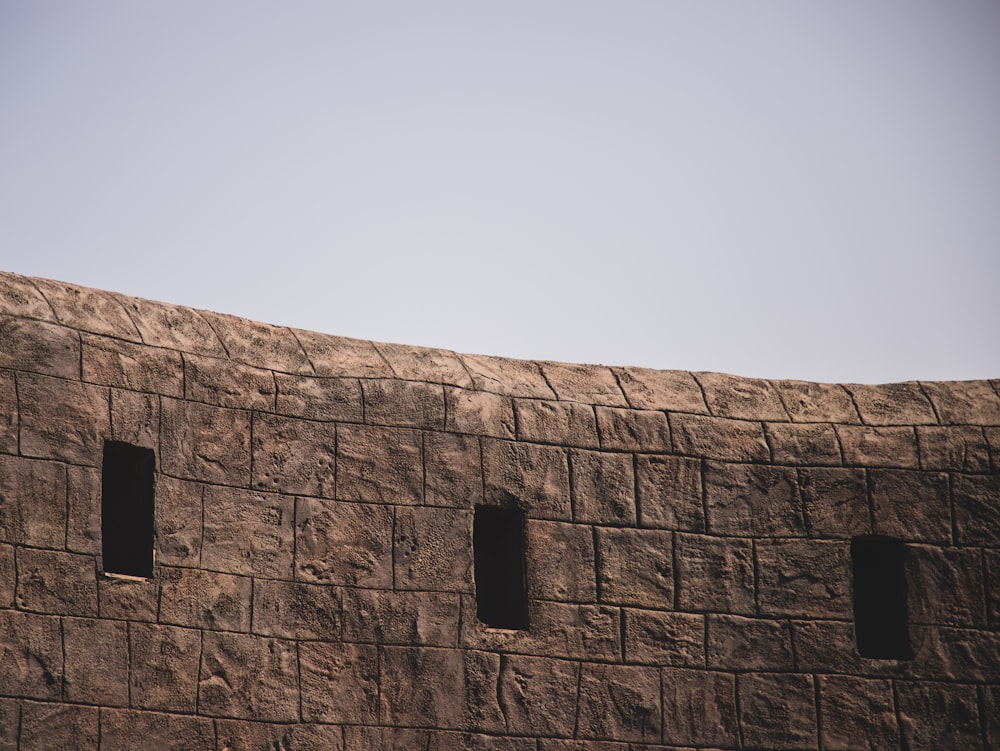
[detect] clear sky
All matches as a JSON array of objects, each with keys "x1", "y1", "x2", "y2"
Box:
[{"x1": 2, "y1": 2, "x2": 998, "y2": 384}]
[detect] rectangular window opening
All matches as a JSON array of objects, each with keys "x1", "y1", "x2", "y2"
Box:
[
  {"x1": 474, "y1": 506, "x2": 528, "y2": 630},
  {"x1": 851, "y1": 535, "x2": 912, "y2": 659},
  {"x1": 102, "y1": 440, "x2": 155, "y2": 579}
]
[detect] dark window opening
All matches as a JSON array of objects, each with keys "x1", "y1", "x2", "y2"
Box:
[
  {"x1": 851, "y1": 535, "x2": 911, "y2": 659},
  {"x1": 102, "y1": 441, "x2": 155, "y2": 579},
  {"x1": 474, "y1": 506, "x2": 528, "y2": 630}
]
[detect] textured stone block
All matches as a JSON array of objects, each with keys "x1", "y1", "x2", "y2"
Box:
[
  {"x1": 571, "y1": 450, "x2": 635, "y2": 525},
  {"x1": 798, "y1": 467, "x2": 871, "y2": 538},
  {"x1": 0, "y1": 271, "x2": 55, "y2": 319},
  {"x1": 65, "y1": 464, "x2": 100, "y2": 555},
  {"x1": 198, "y1": 632, "x2": 299, "y2": 721},
  {"x1": 115, "y1": 296, "x2": 227, "y2": 356},
  {"x1": 202, "y1": 486, "x2": 294, "y2": 579},
  {"x1": 738, "y1": 673, "x2": 818, "y2": 750},
  {"x1": 18, "y1": 373, "x2": 109, "y2": 465},
  {"x1": 708, "y1": 614, "x2": 795, "y2": 670},
  {"x1": 697, "y1": 372, "x2": 788, "y2": 421},
  {"x1": 424, "y1": 431, "x2": 482, "y2": 507},
  {"x1": 63, "y1": 616, "x2": 129, "y2": 706},
  {"x1": 275, "y1": 372, "x2": 363, "y2": 422},
  {"x1": 376, "y1": 342, "x2": 474, "y2": 388},
  {"x1": 912, "y1": 626, "x2": 1000, "y2": 682},
  {"x1": 20, "y1": 701, "x2": 99, "y2": 751},
  {"x1": 445, "y1": 386, "x2": 516, "y2": 438},
  {"x1": 0, "y1": 543, "x2": 12, "y2": 607},
  {"x1": 160, "y1": 398, "x2": 251, "y2": 484},
  {"x1": 129, "y1": 623, "x2": 201, "y2": 712},
  {"x1": 0, "y1": 370, "x2": 16, "y2": 455},
  {"x1": 337, "y1": 424, "x2": 423, "y2": 503},
  {"x1": 363, "y1": 378, "x2": 445, "y2": 429},
  {"x1": 596, "y1": 527, "x2": 672, "y2": 608},
  {"x1": 215, "y1": 720, "x2": 345, "y2": 751},
  {"x1": 16, "y1": 547, "x2": 97, "y2": 616},
  {"x1": 870, "y1": 469, "x2": 950, "y2": 543},
  {"x1": 98, "y1": 574, "x2": 158, "y2": 621},
  {"x1": 0, "y1": 610, "x2": 62, "y2": 699},
  {"x1": 515, "y1": 399, "x2": 599, "y2": 447},
  {"x1": 292, "y1": 329, "x2": 394, "y2": 378},
  {"x1": 197, "y1": 309, "x2": 313, "y2": 374},
  {"x1": 576, "y1": 664, "x2": 661, "y2": 742},
  {"x1": 790, "y1": 619, "x2": 867, "y2": 674},
  {"x1": 704, "y1": 461, "x2": 804, "y2": 537},
  {"x1": 110, "y1": 388, "x2": 159, "y2": 449},
  {"x1": 540, "y1": 362, "x2": 627, "y2": 407},
  {"x1": 595, "y1": 406, "x2": 670, "y2": 452},
  {"x1": 756, "y1": 538, "x2": 851, "y2": 618},
  {"x1": 154, "y1": 475, "x2": 203, "y2": 567},
  {"x1": 100, "y1": 709, "x2": 215, "y2": 751},
  {"x1": 765, "y1": 422, "x2": 841, "y2": 465},
  {"x1": 538, "y1": 742, "x2": 628, "y2": 751},
  {"x1": 771, "y1": 379, "x2": 859, "y2": 423},
  {"x1": 499, "y1": 654, "x2": 579, "y2": 737},
  {"x1": 252, "y1": 578, "x2": 341, "y2": 639},
  {"x1": 846, "y1": 382, "x2": 937, "y2": 426},
  {"x1": 81, "y1": 333, "x2": 183, "y2": 395},
  {"x1": 953, "y1": 473, "x2": 1000, "y2": 545},
  {"x1": 674, "y1": 533, "x2": 755, "y2": 615},
  {"x1": 661, "y1": 668, "x2": 738, "y2": 748},
  {"x1": 184, "y1": 353, "x2": 275, "y2": 410},
  {"x1": 32, "y1": 277, "x2": 138, "y2": 339},
  {"x1": 395, "y1": 506, "x2": 473, "y2": 592},
  {"x1": 0, "y1": 316, "x2": 80, "y2": 379},
  {"x1": 905, "y1": 545, "x2": 986, "y2": 627},
  {"x1": 818, "y1": 676, "x2": 898, "y2": 750},
  {"x1": 0, "y1": 698, "x2": 16, "y2": 751},
  {"x1": 0, "y1": 454, "x2": 67, "y2": 548},
  {"x1": 635, "y1": 454, "x2": 703, "y2": 531},
  {"x1": 461, "y1": 353, "x2": 555, "y2": 398},
  {"x1": 986, "y1": 549, "x2": 1000, "y2": 628},
  {"x1": 482, "y1": 439, "x2": 571, "y2": 521},
  {"x1": 296, "y1": 497, "x2": 393, "y2": 586},
  {"x1": 159, "y1": 566, "x2": 252, "y2": 631},
  {"x1": 836, "y1": 425, "x2": 919, "y2": 468},
  {"x1": 624, "y1": 609, "x2": 703, "y2": 666},
  {"x1": 896, "y1": 681, "x2": 982, "y2": 750},
  {"x1": 670, "y1": 413, "x2": 770, "y2": 462},
  {"x1": 917, "y1": 425, "x2": 991, "y2": 472},
  {"x1": 614, "y1": 366, "x2": 707, "y2": 413},
  {"x1": 921, "y1": 379, "x2": 1000, "y2": 424},
  {"x1": 300, "y1": 640, "x2": 380, "y2": 724},
  {"x1": 251, "y1": 413, "x2": 336, "y2": 497},
  {"x1": 526, "y1": 520, "x2": 596, "y2": 602},
  {"x1": 342, "y1": 588, "x2": 459, "y2": 647},
  {"x1": 428, "y1": 732, "x2": 536, "y2": 751}
]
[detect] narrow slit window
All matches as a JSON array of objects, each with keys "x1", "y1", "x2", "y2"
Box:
[
  {"x1": 851, "y1": 536, "x2": 911, "y2": 659},
  {"x1": 474, "y1": 506, "x2": 528, "y2": 630},
  {"x1": 102, "y1": 440, "x2": 155, "y2": 579}
]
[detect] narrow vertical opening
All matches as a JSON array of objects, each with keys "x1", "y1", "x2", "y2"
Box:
[
  {"x1": 474, "y1": 506, "x2": 528, "y2": 630},
  {"x1": 851, "y1": 535, "x2": 911, "y2": 659},
  {"x1": 102, "y1": 440, "x2": 155, "y2": 579}
]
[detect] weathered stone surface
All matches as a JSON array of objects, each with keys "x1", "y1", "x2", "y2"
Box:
[
  {"x1": 424, "y1": 431, "x2": 482, "y2": 507},
  {"x1": 0, "y1": 271, "x2": 55, "y2": 320},
  {"x1": 869, "y1": 469, "x2": 950, "y2": 544},
  {"x1": 697, "y1": 372, "x2": 788, "y2": 421},
  {"x1": 0, "y1": 371, "x2": 16, "y2": 455},
  {"x1": 199, "y1": 632, "x2": 299, "y2": 721},
  {"x1": 0, "y1": 697, "x2": 16, "y2": 751},
  {"x1": 184, "y1": 353, "x2": 275, "y2": 410},
  {"x1": 0, "y1": 543, "x2": 12, "y2": 607},
  {"x1": 63, "y1": 616, "x2": 129, "y2": 706},
  {"x1": 18, "y1": 373, "x2": 109, "y2": 465},
  {"x1": 20, "y1": 701, "x2": 99, "y2": 751},
  {"x1": 704, "y1": 461, "x2": 804, "y2": 537},
  {"x1": 987, "y1": 685, "x2": 1000, "y2": 751},
  {"x1": 202, "y1": 486, "x2": 294, "y2": 579},
  {"x1": 428, "y1": 732, "x2": 536, "y2": 751},
  {"x1": 952, "y1": 473, "x2": 1000, "y2": 545},
  {"x1": 986, "y1": 549, "x2": 1000, "y2": 628},
  {"x1": 670, "y1": 413, "x2": 770, "y2": 462},
  {"x1": 100, "y1": 709, "x2": 215, "y2": 751},
  {"x1": 538, "y1": 742, "x2": 627, "y2": 751},
  {"x1": 64, "y1": 464, "x2": 100, "y2": 555},
  {"x1": 905, "y1": 544, "x2": 986, "y2": 627},
  {"x1": 596, "y1": 528, "x2": 672, "y2": 608},
  {"x1": 756, "y1": 538, "x2": 851, "y2": 618},
  {"x1": 576, "y1": 664, "x2": 661, "y2": 742},
  {"x1": 342, "y1": 588, "x2": 459, "y2": 647},
  {"x1": 674, "y1": 533, "x2": 754, "y2": 615},
  {"x1": 798, "y1": 467, "x2": 871, "y2": 538},
  {"x1": 635, "y1": 454, "x2": 703, "y2": 531},
  {"x1": 445, "y1": 387, "x2": 516, "y2": 438},
  {"x1": 216, "y1": 720, "x2": 345, "y2": 751},
  {"x1": 771, "y1": 379, "x2": 859, "y2": 423},
  {"x1": 274, "y1": 373, "x2": 363, "y2": 422},
  {"x1": 0, "y1": 454, "x2": 67, "y2": 547},
  {"x1": 499, "y1": 654, "x2": 579, "y2": 736},
  {"x1": 515, "y1": 399, "x2": 599, "y2": 448},
  {"x1": 540, "y1": 362, "x2": 626, "y2": 407},
  {"x1": 846, "y1": 382, "x2": 938, "y2": 426},
  {"x1": 160, "y1": 398, "x2": 251, "y2": 484},
  {"x1": 614, "y1": 366, "x2": 707, "y2": 413},
  {"x1": 295, "y1": 497, "x2": 393, "y2": 587},
  {"x1": 155, "y1": 475, "x2": 203, "y2": 567},
  {"x1": 738, "y1": 673, "x2": 818, "y2": 750},
  {"x1": 624, "y1": 609, "x2": 703, "y2": 666},
  {"x1": 571, "y1": 450, "x2": 635, "y2": 525},
  {"x1": 765, "y1": 422, "x2": 841, "y2": 465},
  {"x1": 129, "y1": 623, "x2": 201, "y2": 712},
  {"x1": 482, "y1": 439, "x2": 571, "y2": 521},
  {"x1": 836, "y1": 425, "x2": 920, "y2": 468},
  {"x1": 363, "y1": 378, "x2": 445, "y2": 429},
  {"x1": 252, "y1": 578, "x2": 340, "y2": 640},
  {"x1": 395, "y1": 506, "x2": 473, "y2": 592},
  {"x1": 594, "y1": 406, "x2": 670, "y2": 452},
  {"x1": 708, "y1": 615, "x2": 794, "y2": 670},
  {"x1": 337, "y1": 424, "x2": 423, "y2": 504},
  {"x1": 0, "y1": 316, "x2": 79, "y2": 379},
  {"x1": 33, "y1": 278, "x2": 138, "y2": 339},
  {"x1": 910, "y1": 625, "x2": 1000, "y2": 682},
  {"x1": 159, "y1": 566, "x2": 252, "y2": 632},
  {"x1": 917, "y1": 425, "x2": 991, "y2": 472},
  {"x1": 0, "y1": 610, "x2": 62, "y2": 699},
  {"x1": 896, "y1": 681, "x2": 983, "y2": 750},
  {"x1": 461, "y1": 353, "x2": 555, "y2": 398},
  {"x1": 376, "y1": 342, "x2": 475, "y2": 388},
  {"x1": 291, "y1": 329, "x2": 394, "y2": 378},
  {"x1": 300, "y1": 640, "x2": 379, "y2": 724},
  {"x1": 110, "y1": 388, "x2": 160, "y2": 448},
  {"x1": 197, "y1": 310, "x2": 313, "y2": 374},
  {"x1": 921, "y1": 379, "x2": 1000, "y2": 425},
  {"x1": 98, "y1": 574, "x2": 158, "y2": 621},
  {"x1": 251, "y1": 413, "x2": 336, "y2": 497},
  {"x1": 526, "y1": 520, "x2": 596, "y2": 602},
  {"x1": 661, "y1": 668, "x2": 739, "y2": 748},
  {"x1": 81, "y1": 333, "x2": 183, "y2": 395},
  {"x1": 818, "y1": 675, "x2": 898, "y2": 750},
  {"x1": 790, "y1": 619, "x2": 873, "y2": 675},
  {"x1": 115, "y1": 296, "x2": 227, "y2": 356},
  {"x1": 16, "y1": 547, "x2": 97, "y2": 616}
]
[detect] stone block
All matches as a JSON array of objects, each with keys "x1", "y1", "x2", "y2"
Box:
[
  {"x1": 445, "y1": 386, "x2": 516, "y2": 438},
  {"x1": 538, "y1": 742, "x2": 628, "y2": 751},
  {"x1": 896, "y1": 681, "x2": 983, "y2": 750},
  {"x1": 424, "y1": 431, "x2": 482, "y2": 507},
  {"x1": 0, "y1": 454, "x2": 67, "y2": 548},
  {"x1": 0, "y1": 370, "x2": 16, "y2": 455},
  {"x1": 110, "y1": 388, "x2": 159, "y2": 449},
  {"x1": 63, "y1": 616, "x2": 129, "y2": 706},
  {"x1": 461, "y1": 353, "x2": 555, "y2": 398},
  {"x1": 756, "y1": 538, "x2": 851, "y2": 618},
  {"x1": 635, "y1": 454, "x2": 703, "y2": 531},
  {"x1": 19, "y1": 701, "x2": 99, "y2": 751},
  {"x1": 274, "y1": 373, "x2": 363, "y2": 422},
  {"x1": 539, "y1": 362, "x2": 627, "y2": 407},
  {"x1": 99, "y1": 709, "x2": 215, "y2": 751},
  {"x1": 818, "y1": 676, "x2": 898, "y2": 750},
  {"x1": 922, "y1": 379, "x2": 1000, "y2": 425},
  {"x1": 870, "y1": 469, "x2": 950, "y2": 544},
  {"x1": 482, "y1": 439, "x2": 571, "y2": 521},
  {"x1": 910, "y1": 626, "x2": 1000, "y2": 682},
  {"x1": 252, "y1": 578, "x2": 341, "y2": 640},
  {"x1": 114, "y1": 295, "x2": 227, "y2": 356},
  {"x1": 708, "y1": 614, "x2": 795, "y2": 670},
  {"x1": 905, "y1": 544, "x2": 986, "y2": 627},
  {"x1": 661, "y1": 668, "x2": 739, "y2": 748},
  {"x1": 696, "y1": 372, "x2": 788, "y2": 421},
  {"x1": 0, "y1": 610, "x2": 62, "y2": 699},
  {"x1": 988, "y1": 685, "x2": 1000, "y2": 751},
  {"x1": 251, "y1": 413, "x2": 336, "y2": 497},
  {"x1": 790, "y1": 619, "x2": 870, "y2": 675},
  {"x1": 770, "y1": 379, "x2": 859, "y2": 423},
  {"x1": 0, "y1": 316, "x2": 79, "y2": 379},
  {"x1": 128, "y1": 623, "x2": 201, "y2": 712},
  {"x1": 66, "y1": 464, "x2": 100, "y2": 554},
  {"x1": 291, "y1": 329, "x2": 394, "y2": 378},
  {"x1": 376, "y1": 342, "x2": 474, "y2": 388},
  {"x1": 624, "y1": 609, "x2": 704, "y2": 666},
  {"x1": 836, "y1": 425, "x2": 920, "y2": 468},
  {"x1": 202, "y1": 486, "x2": 294, "y2": 579},
  {"x1": 576, "y1": 663, "x2": 661, "y2": 742},
  {"x1": 184, "y1": 353, "x2": 275, "y2": 410},
  {"x1": 985, "y1": 427, "x2": 1000, "y2": 471},
  {"x1": 197, "y1": 309, "x2": 313, "y2": 374},
  {"x1": 738, "y1": 673, "x2": 818, "y2": 750},
  {"x1": 596, "y1": 527, "x2": 672, "y2": 608},
  {"x1": 16, "y1": 547, "x2": 97, "y2": 616},
  {"x1": 0, "y1": 271, "x2": 55, "y2": 320},
  {"x1": 499, "y1": 654, "x2": 579, "y2": 737},
  {"x1": 674, "y1": 533, "x2": 755, "y2": 615},
  {"x1": 32, "y1": 277, "x2": 138, "y2": 339},
  {"x1": 215, "y1": 720, "x2": 345, "y2": 751},
  {"x1": 571, "y1": 450, "x2": 635, "y2": 525},
  {"x1": 514, "y1": 399, "x2": 599, "y2": 448},
  {"x1": 845, "y1": 382, "x2": 938, "y2": 426},
  {"x1": 953, "y1": 473, "x2": 1000, "y2": 545},
  {"x1": 986, "y1": 549, "x2": 1000, "y2": 627},
  {"x1": 198, "y1": 631, "x2": 299, "y2": 721},
  {"x1": 98, "y1": 574, "x2": 158, "y2": 621},
  {"x1": 300, "y1": 640, "x2": 380, "y2": 724},
  {"x1": 154, "y1": 475, "x2": 203, "y2": 567},
  {"x1": 295, "y1": 497, "x2": 393, "y2": 587},
  {"x1": 159, "y1": 566, "x2": 252, "y2": 632},
  {"x1": 81, "y1": 333, "x2": 183, "y2": 395},
  {"x1": 765, "y1": 422, "x2": 841, "y2": 465},
  {"x1": 670, "y1": 413, "x2": 770, "y2": 462},
  {"x1": 704, "y1": 461, "x2": 804, "y2": 537},
  {"x1": 337, "y1": 424, "x2": 423, "y2": 504},
  {"x1": 363, "y1": 378, "x2": 446, "y2": 429},
  {"x1": 160, "y1": 398, "x2": 251, "y2": 485},
  {"x1": 428, "y1": 732, "x2": 536, "y2": 751},
  {"x1": 0, "y1": 543, "x2": 12, "y2": 607},
  {"x1": 613, "y1": 366, "x2": 707, "y2": 413},
  {"x1": 595, "y1": 407, "x2": 670, "y2": 452},
  {"x1": 798, "y1": 467, "x2": 871, "y2": 538},
  {"x1": 395, "y1": 506, "x2": 473, "y2": 592},
  {"x1": 0, "y1": 698, "x2": 16, "y2": 751},
  {"x1": 917, "y1": 425, "x2": 991, "y2": 472},
  {"x1": 526, "y1": 520, "x2": 596, "y2": 602},
  {"x1": 18, "y1": 373, "x2": 109, "y2": 465},
  {"x1": 342, "y1": 588, "x2": 459, "y2": 647}
]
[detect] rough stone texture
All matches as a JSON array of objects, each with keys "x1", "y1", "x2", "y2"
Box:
[
  {"x1": 771, "y1": 379, "x2": 859, "y2": 423},
  {"x1": 905, "y1": 544, "x2": 986, "y2": 627},
  {"x1": 82, "y1": 333, "x2": 184, "y2": 396},
  {"x1": 525, "y1": 520, "x2": 596, "y2": 602},
  {"x1": 595, "y1": 528, "x2": 672, "y2": 608},
  {"x1": 895, "y1": 681, "x2": 983, "y2": 750},
  {"x1": 31, "y1": 277, "x2": 138, "y2": 339},
  {"x1": 202, "y1": 486, "x2": 295, "y2": 579},
  {"x1": 159, "y1": 566, "x2": 252, "y2": 632},
  {"x1": 674, "y1": 533, "x2": 755, "y2": 615},
  {"x1": 576, "y1": 664, "x2": 661, "y2": 742},
  {"x1": 363, "y1": 378, "x2": 445, "y2": 429},
  {"x1": 920, "y1": 378, "x2": 1000, "y2": 424},
  {"x1": 846, "y1": 382, "x2": 938, "y2": 426},
  {"x1": 765, "y1": 422, "x2": 842, "y2": 465},
  {"x1": 160, "y1": 398, "x2": 251, "y2": 485},
  {"x1": 670, "y1": 413, "x2": 770, "y2": 462},
  {"x1": 15, "y1": 547, "x2": 98, "y2": 616},
  {"x1": 0, "y1": 316, "x2": 80, "y2": 380},
  {"x1": 0, "y1": 610, "x2": 63, "y2": 700},
  {"x1": 110, "y1": 387, "x2": 160, "y2": 449},
  {"x1": 836, "y1": 424, "x2": 920, "y2": 468},
  {"x1": 623, "y1": 609, "x2": 703, "y2": 666},
  {"x1": 571, "y1": 450, "x2": 636, "y2": 525},
  {"x1": 216, "y1": 720, "x2": 345, "y2": 751},
  {"x1": 291, "y1": 329, "x2": 394, "y2": 379},
  {"x1": 100, "y1": 709, "x2": 215, "y2": 751},
  {"x1": 18, "y1": 373, "x2": 109, "y2": 466},
  {"x1": 708, "y1": 615, "x2": 795, "y2": 671},
  {"x1": 540, "y1": 362, "x2": 627, "y2": 407},
  {"x1": 461, "y1": 353, "x2": 554, "y2": 398},
  {"x1": 0, "y1": 454, "x2": 67, "y2": 548},
  {"x1": 499, "y1": 654, "x2": 579, "y2": 737},
  {"x1": 424, "y1": 431, "x2": 483, "y2": 507},
  {"x1": 300, "y1": 640, "x2": 380, "y2": 724},
  {"x1": 19, "y1": 701, "x2": 99, "y2": 751},
  {"x1": 394, "y1": 506, "x2": 473, "y2": 592},
  {"x1": 869, "y1": 468, "x2": 951, "y2": 544},
  {"x1": 755, "y1": 538, "x2": 851, "y2": 618},
  {"x1": 704, "y1": 461, "x2": 805, "y2": 537},
  {"x1": 128, "y1": 622, "x2": 202, "y2": 712},
  {"x1": 697, "y1": 371, "x2": 788, "y2": 421},
  {"x1": 482, "y1": 439, "x2": 571, "y2": 521},
  {"x1": 115, "y1": 296, "x2": 226, "y2": 356},
  {"x1": 197, "y1": 309, "x2": 313, "y2": 375},
  {"x1": 634, "y1": 454, "x2": 703, "y2": 531},
  {"x1": 252, "y1": 578, "x2": 341, "y2": 639},
  {"x1": 737, "y1": 672, "x2": 818, "y2": 750},
  {"x1": 444, "y1": 386, "x2": 517, "y2": 438},
  {"x1": 342, "y1": 588, "x2": 458, "y2": 647},
  {"x1": 295, "y1": 497, "x2": 393, "y2": 587},
  {"x1": 798, "y1": 467, "x2": 871, "y2": 538},
  {"x1": 274, "y1": 372, "x2": 363, "y2": 422},
  {"x1": 198, "y1": 631, "x2": 300, "y2": 721},
  {"x1": 0, "y1": 544, "x2": 13, "y2": 607},
  {"x1": 251, "y1": 413, "x2": 336, "y2": 497},
  {"x1": 661, "y1": 668, "x2": 739, "y2": 748},
  {"x1": 337, "y1": 424, "x2": 423, "y2": 504},
  {"x1": 952, "y1": 473, "x2": 1000, "y2": 545},
  {"x1": 0, "y1": 371, "x2": 15, "y2": 457},
  {"x1": 515, "y1": 399, "x2": 599, "y2": 448},
  {"x1": 818, "y1": 676, "x2": 898, "y2": 750},
  {"x1": 63, "y1": 616, "x2": 129, "y2": 706},
  {"x1": 154, "y1": 475, "x2": 203, "y2": 566},
  {"x1": 376, "y1": 342, "x2": 474, "y2": 388},
  {"x1": 595, "y1": 406, "x2": 670, "y2": 452},
  {"x1": 184, "y1": 353, "x2": 275, "y2": 410},
  {"x1": 613, "y1": 366, "x2": 707, "y2": 413},
  {"x1": 917, "y1": 425, "x2": 991, "y2": 472}
]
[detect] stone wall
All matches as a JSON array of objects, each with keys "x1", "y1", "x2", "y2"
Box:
[{"x1": 0, "y1": 270, "x2": 998, "y2": 750}]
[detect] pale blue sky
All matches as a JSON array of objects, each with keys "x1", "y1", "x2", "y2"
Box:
[{"x1": 2, "y1": 2, "x2": 998, "y2": 383}]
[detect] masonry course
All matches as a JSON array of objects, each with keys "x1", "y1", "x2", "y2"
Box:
[{"x1": 0, "y1": 270, "x2": 998, "y2": 750}]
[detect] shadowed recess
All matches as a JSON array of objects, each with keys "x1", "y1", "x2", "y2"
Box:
[
  {"x1": 102, "y1": 440, "x2": 155, "y2": 578},
  {"x1": 851, "y1": 535, "x2": 911, "y2": 660},
  {"x1": 474, "y1": 506, "x2": 528, "y2": 630}
]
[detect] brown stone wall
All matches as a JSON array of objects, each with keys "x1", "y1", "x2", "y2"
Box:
[{"x1": 1, "y1": 270, "x2": 998, "y2": 750}]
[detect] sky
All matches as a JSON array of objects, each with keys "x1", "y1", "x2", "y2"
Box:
[{"x1": 1, "y1": 2, "x2": 998, "y2": 384}]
